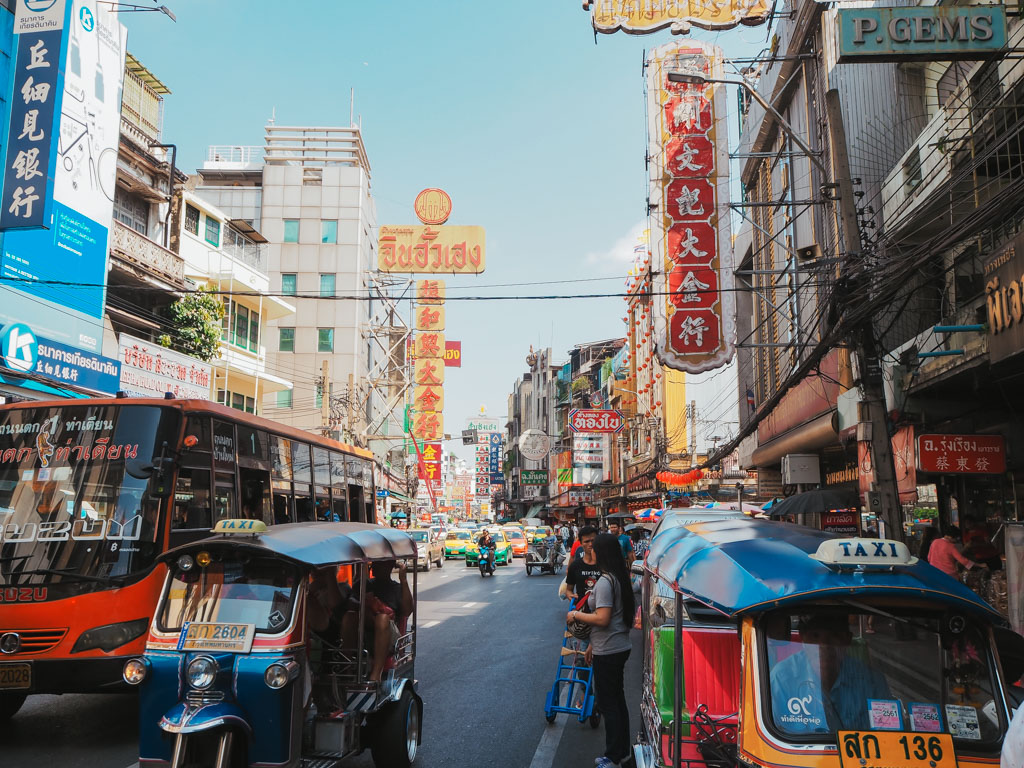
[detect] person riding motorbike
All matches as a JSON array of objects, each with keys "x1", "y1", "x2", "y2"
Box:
[{"x1": 477, "y1": 529, "x2": 496, "y2": 572}]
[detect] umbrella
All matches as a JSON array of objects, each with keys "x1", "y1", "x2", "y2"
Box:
[
  {"x1": 605, "y1": 511, "x2": 637, "y2": 520},
  {"x1": 765, "y1": 488, "x2": 858, "y2": 519},
  {"x1": 625, "y1": 522, "x2": 657, "y2": 532},
  {"x1": 634, "y1": 508, "x2": 664, "y2": 520},
  {"x1": 703, "y1": 501, "x2": 764, "y2": 514}
]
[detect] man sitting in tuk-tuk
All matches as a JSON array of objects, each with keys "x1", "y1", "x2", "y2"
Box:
[
  {"x1": 308, "y1": 566, "x2": 352, "y2": 643},
  {"x1": 343, "y1": 560, "x2": 413, "y2": 682},
  {"x1": 768, "y1": 613, "x2": 890, "y2": 734}
]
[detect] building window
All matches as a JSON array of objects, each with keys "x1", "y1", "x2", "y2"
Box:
[
  {"x1": 184, "y1": 203, "x2": 200, "y2": 235},
  {"x1": 283, "y1": 219, "x2": 299, "y2": 243},
  {"x1": 248, "y1": 309, "x2": 260, "y2": 353},
  {"x1": 282, "y1": 273, "x2": 297, "y2": 296},
  {"x1": 320, "y1": 273, "x2": 335, "y2": 298},
  {"x1": 903, "y1": 147, "x2": 922, "y2": 193},
  {"x1": 113, "y1": 189, "x2": 149, "y2": 235},
  {"x1": 318, "y1": 328, "x2": 334, "y2": 352},
  {"x1": 233, "y1": 304, "x2": 248, "y2": 347},
  {"x1": 277, "y1": 390, "x2": 293, "y2": 409},
  {"x1": 279, "y1": 327, "x2": 295, "y2": 352},
  {"x1": 204, "y1": 216, "x2": 220, "y2": 247},
  {"x1": 321, "y1": 220, "x2": 337, "y2": 244},
  {"x1": 232, "y1": 392, "x2": 245, "y2": 411}
]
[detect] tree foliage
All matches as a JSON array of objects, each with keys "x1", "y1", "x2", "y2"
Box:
[{"x1": 158, "y1": 288, "x2": 224, "y2": 362}]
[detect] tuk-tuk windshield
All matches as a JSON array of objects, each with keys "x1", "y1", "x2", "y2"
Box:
[
  {"x1": 158, "y1": 555, "x2": 301, "y2": 634},
  {"x1": 763, "y1": 608, "x2": 1004, "y2": 747}
]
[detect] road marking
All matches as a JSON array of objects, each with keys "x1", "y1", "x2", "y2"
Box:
[
  {"x1": 492, "y1": 589, "x2": 502, "y2": 594},
  {"x1": 462, "y1": 602, "x2": 477, "y2": 608},
  {"x1": 420, "y1": 620, "x2": 440, "y2": 628},
  {"x1": 529, "y1": 673, "x2": 569, "y2": 768}
]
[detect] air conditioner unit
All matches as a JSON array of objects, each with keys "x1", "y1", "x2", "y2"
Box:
[{"x1": 782, "y1": 453, "x2": 821, "y2": 485}]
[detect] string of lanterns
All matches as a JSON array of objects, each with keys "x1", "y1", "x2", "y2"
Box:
[{"x1": 656, "y1": 469, "x2": 705, "y2": 487}]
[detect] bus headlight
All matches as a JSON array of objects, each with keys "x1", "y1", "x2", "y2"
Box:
[
  {"x1": 71, "y1": 618, "x2": 149, "y2": 653},
  {"x1": 186, "y1": 656, "x2": 218, "y2": 690},
  {"x1": 122, "y1": 658, "x2": 149, "y2": 685}
]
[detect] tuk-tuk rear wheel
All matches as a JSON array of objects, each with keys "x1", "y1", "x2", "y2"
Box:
[
  {"x1": 0, "y1": 693, "x2": 27, "y2": 722},
  {"x1": 370, "y1": 689, "x2": 420, "y2": 768}
]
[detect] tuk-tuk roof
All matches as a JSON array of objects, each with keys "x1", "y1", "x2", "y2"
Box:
[
  {"x1": 160, "y1": 522, "x2": 417, "y2": 567},
  {"x1": 645, "y1": 517, "x2": 1000, "y2": 620}
]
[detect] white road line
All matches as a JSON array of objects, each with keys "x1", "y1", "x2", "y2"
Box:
[
  {"x1": 462, "y1": 601, "x2": 477, "y2": 608},
  {"x1": 492, "y1": 589, "x2": 502, "y2": 594},
  {"x1": 529, "y1": 674, "x2": 570, "y2": 768},
  {"x1": 420, "y1": 620, "x2": 440, "y2": 628}
]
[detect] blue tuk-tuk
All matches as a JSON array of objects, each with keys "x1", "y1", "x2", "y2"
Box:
[
  {"x1": 123, "y1": 520, "x2": 423, "y2": 768},
  {"x1": 634, "y1": 515, "x2": 1017, "y2": 768}
]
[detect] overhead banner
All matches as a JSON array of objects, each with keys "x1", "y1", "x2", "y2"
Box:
[
  {"x1": 647, "y1": 41, "x2": 734, "y2": 374},
  {"x1": 378, "y1": 225, "x2": 486, "y2": 274},
  {"x1": 587, "y1": 0, "x2": 769, "y2": 34}
]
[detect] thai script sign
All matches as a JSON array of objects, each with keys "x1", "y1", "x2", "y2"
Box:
[
  {"x1": 378, "y1": 225, "x2": 486, "y2": 274},
  {"x1": 916, "y1": 434, "x2": 1005, "y2": 474},
  {"x1": 837, "y1": 6, "x2": 1006, "y2": 62},
  {"x1": 36, "y1": 335, "x2": 119, "y2": 393},
  {"x1": 586, "y1": 0, "x2": 769, "y2": 34},
  {"x1": 821, "y1": 511, "x2": 859, "y2": 537},
  {"x1": 117, "y1": 332, "x2": 213, "y2": 400},
  {"x1": 647, "y1": 42, "x2": 734, "y2": 374},
  {"x1": 521, "y1": 469, "x2": 548, "y2": 485},
  {"x1": 443, "y1": 340, "x2": 462, "y2": 368},
  {"x1": 568, "y1": 408, "x2": 624, "y2": 434},
  {"x1": 984, "y1": 233, "x2": 1024, "y2": 364},
  {"x1": 466, "y1": 417, "x2": 501, "y2": 433}
]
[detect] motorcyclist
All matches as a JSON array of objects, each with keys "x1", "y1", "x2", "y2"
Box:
[{"x1": 477, "y1": 529, "x2": 496, "y2": 570}]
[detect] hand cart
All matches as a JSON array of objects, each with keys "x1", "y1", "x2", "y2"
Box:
[{"x1": 543, "y1": 630, "x2": 601, "y2": 728}]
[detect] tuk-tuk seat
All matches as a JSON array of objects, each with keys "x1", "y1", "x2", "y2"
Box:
[{"x1": 651, "y1": 624, "x2": 741, "y2": 731}]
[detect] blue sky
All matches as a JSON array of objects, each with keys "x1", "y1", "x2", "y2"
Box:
[{"x1": 121, "y1": 1, "x2": 768, "y2": 455}]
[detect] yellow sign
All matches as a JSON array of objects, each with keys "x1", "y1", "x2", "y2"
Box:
[
  {"x1": 837, "y1": 732, "x2": 956, "y2": 768},
  {"x1": 417, "y1": 279, "x2": 446, "y2": 304},
  {"x1": 416, "y1": 305, "x2": 445, "y2": 332},
  {"x1": 414, "y1": 359, "x2": 445, "y2": 386},
  {"x1": 413, "y1": 385, "x2": 444, "y2": 412},
  {"x1": 415, "y1": 332, "x2": 445, "y2": 358},
  {"x1": 410, "y1": 410, "x2": 444, "y2": 442},
  {"x1": 588, "y1": 0, "x2": 769, "y2": 33},
  {"x1": 378, "y1": 225, "x2": 485, "y2": 274}
]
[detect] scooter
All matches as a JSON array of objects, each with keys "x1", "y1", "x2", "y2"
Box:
[{"x1": 479, "y1": 545, "x2": 496, "y2": 577}]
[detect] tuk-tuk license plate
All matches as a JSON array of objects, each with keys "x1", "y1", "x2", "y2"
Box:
[
  {"x1": 0, "y1": 663, "x2": 30, "y2": 690},
  {"x1": 177, "y1": 623, "x2": 255, "y2": 653},
  {"x1": 838, "y1": 731, "x2": 957, "y2": 768}
]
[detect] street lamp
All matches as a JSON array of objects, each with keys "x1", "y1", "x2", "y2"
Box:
[{"x1": 666, "y1": 71, "x2": 827, "y2": 175}]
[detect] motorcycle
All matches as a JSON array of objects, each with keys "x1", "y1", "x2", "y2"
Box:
[{"x1": 478, "y1": 545, "x2": 495, "y2": 577}]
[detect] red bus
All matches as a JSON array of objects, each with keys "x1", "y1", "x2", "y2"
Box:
[{"x1": 0, "y1": 397, "x2": 377, "y2": 720}]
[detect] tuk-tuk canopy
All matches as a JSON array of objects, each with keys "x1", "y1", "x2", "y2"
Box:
[
  {"x1": 161, "y1": 522, "x2": 418, "y2": 568},
  {"x1": 645, "y1": 517, "x2": 1000, "y2": 620}
]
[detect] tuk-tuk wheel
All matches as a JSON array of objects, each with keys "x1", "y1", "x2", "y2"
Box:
[
  {"x1": 370, "y1": 688, "x2": 421, "y2": 768},
  {"x1": 0, "y1": 693, "x2": 27, "y2": 722},
  {"x1": 526, "y1": 564, "x2": 533, "y2": 576}
]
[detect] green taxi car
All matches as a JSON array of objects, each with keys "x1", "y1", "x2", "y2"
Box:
[
  {"x1": 444, "y1": 528, "x2": 473, "y2": 559},
  {"x1": 465, "y1": 529, "x2": 513, "y2": 567}
]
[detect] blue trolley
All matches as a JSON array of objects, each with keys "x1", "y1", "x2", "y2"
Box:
[{"x1": 544, "y1": 630, "x2": 601, "y2": 728}]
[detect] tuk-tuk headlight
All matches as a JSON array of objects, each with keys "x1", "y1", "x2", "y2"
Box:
[
  {"x1": 264, "y1": 663, "x2": 291, "y2": 689},
  {"x1": 186, "y1": 656, "x2": 218, "y2": 690},
  {"x1": 122, "y1": 658, "x2": 149, "y2": 685}
]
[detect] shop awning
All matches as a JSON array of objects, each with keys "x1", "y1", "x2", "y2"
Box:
[{"x1": 525, "y1": 504, "x2": 544, "y2": 519}]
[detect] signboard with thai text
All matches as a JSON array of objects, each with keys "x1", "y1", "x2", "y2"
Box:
[
  {"x1": 837, "y1": 6, "x2": 1007, "y2": 62},
  {"x1": 443, "y1": 340, "x2": 462, "y2": 367},
  {"x1": 821, "y1": 511, "x2": 859, "y2": 537},
  {"x1": 521, "y1": 469, "x2": 548, "y2": 485},
  {"x1": 118, "y1": 332, "x2": 212, "y2": 400},
  {"x1": 916, "y1": 434, "x2": 1006, "y2": 474},
  {"x1": 587, "y1": 0, "x2": 769, "y2": 34},
  {"x1": 984, "y1": 232, "x2": 1024, "y2": 365},
  {"x1": 647, "y1": 41, "x2": 734, "y2": 374},
  {"x1": 378, "y1": 225, "x2": 485, "y2": 274},
  {"x1": 568, "y1": 408, "x2": 624, "y2": 434}
]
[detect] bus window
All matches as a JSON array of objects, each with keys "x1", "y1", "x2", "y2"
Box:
[
  {"x1": 184, "y1": 415, "x2": 211, "y2": 452},
  {"x1": 272, "y1": 479, "x2": 292, "y2": 524},
  {"x1": 349, "y1": 485, "x2": 364, "y2": 523},
  {"x1": 330, "y1": 451, "x2": 347, "y2": 488},
  {"x1": 270, "y1": 436, "x2": 293, "y2": 480},
  {"x1": 173, "y1": 467, "x2": 212, "y2": 529},
  {"x1": 294, "y1": 484, "x2": 314, "y2": 522},
  {"x1": 239, "y1": 467, "x2": 271, "y2": 523},
  {"x1": 332, "y1": 486, "x2": 348, "y2": 522},
  {"x1": 313, "y1": 447, "x2": 330, "y2": 485},
  {"x1": 213, "y1": 421, "x2": 235, "y2": 471},
  {"x1": 237, "y1": 425, "x2": 269, "y2": 464},
  {"x1": 292, "y1": 442, "x2": 312, "y2": 483},
  {"x1": 213, "y1": 473, "x2": 236, "y2": 524}
]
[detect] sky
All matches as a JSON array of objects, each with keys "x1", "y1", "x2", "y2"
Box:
[{"x1": 120, "y1": 1, "x2": 771, "y2": 458}]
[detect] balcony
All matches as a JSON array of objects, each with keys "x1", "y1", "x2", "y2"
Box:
[{"x1": 110, "y1": 220, "x2": 185, "y2": 286}]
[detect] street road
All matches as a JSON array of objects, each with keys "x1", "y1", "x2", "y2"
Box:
[{"x1": 2, "y1": 557, "x2": 642, "y2": 768}]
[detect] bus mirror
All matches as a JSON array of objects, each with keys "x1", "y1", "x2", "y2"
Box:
[{"x1": 147, "y1": 442, "x2": 175, "y2": 499}]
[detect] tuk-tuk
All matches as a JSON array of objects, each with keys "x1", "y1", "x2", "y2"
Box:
[
  {"x1": 634, "y1": 515, "x2": 1015, "y2": 768},
  {"x1": 124, "y1": 519, "x2": 423, "y2": 768}
]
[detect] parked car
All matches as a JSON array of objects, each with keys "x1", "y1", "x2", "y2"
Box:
[{"x1": 408, "y1": 528, "x2": 444, "y2": 570}]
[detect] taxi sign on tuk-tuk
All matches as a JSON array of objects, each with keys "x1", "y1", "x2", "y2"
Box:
[
  {"x1": 176, "y1": 622, "x2": 255, "y2": 653},
  {"x1": 212, "y1": 518, "x2": 267, "y2": 534},
  {"x1": 837, "y1": 731, "x2": 957, "y2": 768},
  {"x1": 809, "y1": 538, "x2": 918, "y2": 567}
]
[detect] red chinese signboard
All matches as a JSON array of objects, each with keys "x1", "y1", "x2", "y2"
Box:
[
  {"x1": 568, "y1": 409, "x2": 624, "y2": 434},
  {"x1": 647, "y1": 41, "x2": 734, "y2": 374},
  {"x1": 916, "y1": 434, "x2": 1006, "y2": 474},
  {"x1": 444, "y1": 341, "x2": 462, "y2": 368}
]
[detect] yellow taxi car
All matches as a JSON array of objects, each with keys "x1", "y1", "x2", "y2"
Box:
[
  {"x1": 443, "y1": 528, "x2": 473, "y2": 559},
  {"x1": 501, "y1": 526, "x2": 528, "y2": 558},
  {"x1": 527, "y1": 525, "x2": 555, "y2": 543},
  {"x1": 465, "y1": 529, "x2": 513, "y2": 567}
]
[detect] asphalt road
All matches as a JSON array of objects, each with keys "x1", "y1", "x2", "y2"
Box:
[{"x1": 1, "y1": 556, "x2": 643, "y2": 768}]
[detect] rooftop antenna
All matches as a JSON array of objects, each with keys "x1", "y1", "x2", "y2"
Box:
[
  {"x1": 350, "y1": 88, "x2": 355, "y2": 127},
  {"x1": 268, "y1": 106, "x2": 275, "y2": 126}
]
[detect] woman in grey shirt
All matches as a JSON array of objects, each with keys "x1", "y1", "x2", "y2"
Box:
[{"x1": 566, "y1": 533, "x2": 635, "y2": 767}]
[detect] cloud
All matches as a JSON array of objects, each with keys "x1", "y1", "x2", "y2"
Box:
[{"x1": 582, "y1": 220, "x2": 648, "y2": 276}]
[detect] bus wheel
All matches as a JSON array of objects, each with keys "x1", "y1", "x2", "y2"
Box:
[{"x1": 0, "y1": 693, "x2": 27, "y2": 722}]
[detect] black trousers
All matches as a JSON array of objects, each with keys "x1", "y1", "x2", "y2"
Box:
[{"x1": 592, "y1": 648, "x2": 631, "y2": 764}]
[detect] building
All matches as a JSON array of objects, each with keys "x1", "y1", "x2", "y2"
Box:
[
  {"x1": 176, "y1": 191, "x2": 294, "y2": 413},
  {"x1": 195, "y1": 125, "x2": 378, "y2": 441}
]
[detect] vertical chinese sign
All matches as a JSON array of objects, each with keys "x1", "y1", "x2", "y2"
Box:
[
  {"x1": 413, "y1": 277, "x2": 445, "y2": 501},
  {"x1": 647, "y1": 41, "x2": 734, "y2": 374},
  {"x1": 0, "y1": 0, "x2": 126, "y2": 355}
]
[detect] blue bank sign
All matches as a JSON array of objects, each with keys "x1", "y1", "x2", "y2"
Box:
[
  {"x1": 837, "y1": 6, "x2": 1007, "y2": 62},
  {"x1": 0, "y1": 320, "x2": 119, "y2": 394}
]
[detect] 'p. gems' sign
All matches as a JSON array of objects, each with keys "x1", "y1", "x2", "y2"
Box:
[{"x1": 837, "y1": 6, "x2": 1006, "y2": 62}]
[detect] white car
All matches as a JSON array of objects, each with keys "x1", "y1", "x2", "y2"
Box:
[{"x1": 408, "y1": 528, "x2": 444, "y2": 570}]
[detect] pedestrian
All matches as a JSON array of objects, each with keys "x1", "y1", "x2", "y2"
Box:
[
  {"x1": 917, "y1": 525, "x2": 938, "y2": 562},
  {"x1": 572, "y1": 523, "x2": 579, "y2": 541},
  {"x1": 607, "y1": 519, "x2": 634, "y2": 565},
  {"x1": 559, "y1": 521, "x2": 571, "y2": 548},
  {"x1": 928, "y1": 526, "x2": 983, "y2": 578},
  {"x1": 564, "y1": 525, "x2": 600, "y2": 601},
  {"x1": 565, "y1": 533, "x2": 635, "y2": 768},
  {"x1": 963, "y1": 514, "x2": 1002, "y2": 570}
]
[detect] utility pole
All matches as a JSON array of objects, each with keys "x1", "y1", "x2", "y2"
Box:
[
  {"x1": 687, "y1": 400, "x2": 697, "y2": 464},
  {"x1": 319, "y1": 360, "x2": 330, "y2": 437},
  {"x1": 825, "y1": 88, "x2": 903, "y2": 542}
]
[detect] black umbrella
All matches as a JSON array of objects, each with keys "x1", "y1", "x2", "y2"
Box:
[
  {"x1": 765, "y1": 488, "x2": 858, "y2": 518},
  {"x1": 604, "y1": 511, "x2": 637, "y2": 520}
]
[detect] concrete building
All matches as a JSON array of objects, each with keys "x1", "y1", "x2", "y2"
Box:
[{"x1": 194, "y1": 125, "x2": 377, "y2": 442}]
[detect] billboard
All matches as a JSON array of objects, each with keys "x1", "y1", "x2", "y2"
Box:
[
  {"x1": 837, "y1": 6, "x2": 1007, "y2": 62},
  {"x1": 118, "y1": 332, "x2": 212, "y2": 400},
  {"x1": 378, "y1": 225, "x2": 486, "y2": 274},
  {"x1": 0, "y1": 0, "x2": 126, "y2": 355},
  {"x1": 647, "y1": 41, "x2": 734, "y2": 374},
  {"x1": 587, "y1": 0, "x2": 769, "y2": 34}
]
